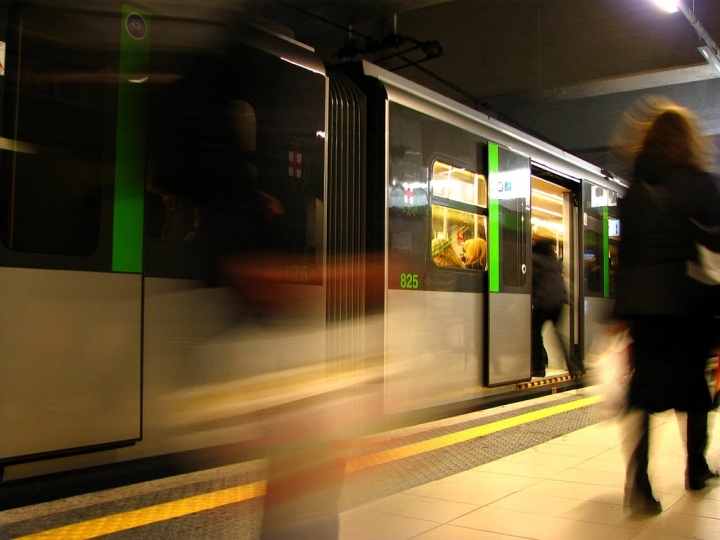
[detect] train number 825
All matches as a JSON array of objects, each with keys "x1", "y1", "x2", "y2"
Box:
[{"x1": 400, "y1": 273, "x2": 419, "y2": 289}]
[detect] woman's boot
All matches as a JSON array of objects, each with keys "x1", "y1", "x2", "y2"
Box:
[{"x1": 686, "y1": 412, "x2": 718, "y2": 490}]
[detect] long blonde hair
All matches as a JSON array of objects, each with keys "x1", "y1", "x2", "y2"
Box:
[
  {"x1": 463, "y1": 238, "x2": 487, "y2": 269},
  {"x1": 610, "y1": 96, "x2": 717, "y2": 175},
  {"x1": 431, "y1": 238, "x2": 463, "y2": 268}
]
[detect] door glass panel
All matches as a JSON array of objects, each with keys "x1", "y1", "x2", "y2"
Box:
[
  {"x1": 491, "y1": 149, "x2": 530, "y2": 289},
  {"x1": 584, "y1": 185, "x2": 620, "y2": 298},
  {"x1": 531, "y1": 178, "x2": 568, "y2": 257}
]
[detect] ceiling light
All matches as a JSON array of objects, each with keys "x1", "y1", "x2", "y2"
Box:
[
  {"x1": 659, "y1": 0, "x2": 720, "y2": 77},
  {"x1": 653, "y1": 0, "x2": 678, "y2": 13},
  {"x1": 698, "y1": 45, "x2": 720, "y2": 75}
]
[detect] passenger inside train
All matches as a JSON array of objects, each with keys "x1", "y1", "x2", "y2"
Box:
[
  {"x1": 431, "y1": 237, "x2": 464, "y2": 268},
  {"x1": 462, "y1": 237, "x2": 487, "y2": 270}
]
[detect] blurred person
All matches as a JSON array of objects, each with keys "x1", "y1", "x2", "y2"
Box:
[
  {"x1": 463, "y1": 237, "x2": 487, "y2": 269},
  {"x1": 150, "y1": 43, "x2": 361, "y2": 540},
  {"x1": 531, "y1": 238, "x2": 582, "y2": 377},
  {"x1": 611, "y1": 96, "x2": 720, "y2": 514},
  {"x1": 431, "y1": 237, "x2": 464, "y2": 268}
]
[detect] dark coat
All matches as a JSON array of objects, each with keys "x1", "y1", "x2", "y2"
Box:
[
  {"x1": 614, "y1": 155, "x2": 720, "y2": 319},
  {"x1": 532, "y1": 242, "x2": 567, "y2": 311},
  {"x1": 615, "y1": 152, "x2": 720, "y2": 413}
]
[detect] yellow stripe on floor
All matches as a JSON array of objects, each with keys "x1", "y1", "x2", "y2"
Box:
[
  {"x1": 15, "y1": 482, "x2": 266, "y2": 540},
  {"x1": 15, "y1": 394, "x2": 602, "y2": 540},
  {"x1": 345, "y1": 394, "x2": 603, "y2": 473}
]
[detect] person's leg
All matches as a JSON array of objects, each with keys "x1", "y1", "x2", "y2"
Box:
[
  {"x1": 681, "y1": 316, "x2": 717, "y2": 490},
  {"x1": 548, "y1": 307, "x2": 583, "y2": 374},
  {"x1": 624, "y1": 409, "x2": 661, "y2": 513},
  {"x1": 686, "y1": 410, "x2": 718, "y2": 490},
  {"x1": 531, "y1": 308, "x2": 548, "y2": 376}
]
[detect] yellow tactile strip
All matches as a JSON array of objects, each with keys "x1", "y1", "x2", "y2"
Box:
[
  {"x1": 14, "y1": 482, "x2": 266, "y2": 540},
  {"x1": 13, "y1": 395, "x2": 602, "y2": 540},
  {"x1": 345, "y1": 395, "x2": 602, "y2": 473}
]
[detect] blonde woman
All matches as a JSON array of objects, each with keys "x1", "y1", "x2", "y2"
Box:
[
  {"x1": 612, "y1": 97, "x2": 720, "y2": 514},
  {"x1": 431, "y1": 237, "x2": 463, "y2": 268},
  {"x1": 463, "y1": 238, "x2": 487, "y2": 270}
]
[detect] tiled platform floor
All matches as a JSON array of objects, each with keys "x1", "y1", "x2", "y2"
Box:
[{"x1": 340, "y1": 408, "x2": 720, "y2": 540}]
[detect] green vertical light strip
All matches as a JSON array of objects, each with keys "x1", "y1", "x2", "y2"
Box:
[
  {"x1": 488, "y1": 143, "x2": 500, "y2": 292},
  {"x1": 603, "y1": 206, "x2": 610, "y2": 298},
  {"x1": 112, "y1": 6, "x2": 149, "y2": 273}
]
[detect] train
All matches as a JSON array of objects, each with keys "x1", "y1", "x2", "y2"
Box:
[{"x1": 0, "y1": 1, "x2": 626, "y2": 484}]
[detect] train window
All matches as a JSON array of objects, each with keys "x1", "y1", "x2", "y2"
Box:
[
  {"x1": 432, "y1": 161, "x2": 487, "y2": 207},
  {"x1": 0, "y1": 4, "x2": 106, "y2": 256},
  {"x1": 608, "y1": 203, "x2": 620, "y2": 298},
  {"x1": 232, "y1": 100, "x2": 257, "y2": 152},
  {"x1": 147, "y1": 97, "x2": 259, "y2": 245},
  {"x1": 145, "y1": 96, "x2": 260, "y2": 279},
  {"x1": 430, "y1": 160, "x2": 488, "y2": 270},
  {"x1": 584, "y1": 186, "x2": 620, "y2": 297},
  {"x1": 145, "y1": 43, "x2": 326, "y2": 281},
  {"x1": 499, "y1": 198, "x2": 529, "y2": 287},
  {"x1": 584, "y1": 199, "x2": 603, "y2": 293},
  {"x1": 430, "y1": 206, "x2": 488, "y2": 269}
]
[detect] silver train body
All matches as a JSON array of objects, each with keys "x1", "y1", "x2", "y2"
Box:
[{"x1": 0, "y1": 3, "x2": 625, "y2": 481}]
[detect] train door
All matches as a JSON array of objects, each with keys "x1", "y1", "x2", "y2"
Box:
[
  {"x1": 486, "y1": 144, "x2": 532, "y2": 386},
  {"x1": 530, "y1": 173, "x2": 580, "y2": 376},
  {"x1": 0, "y1": 4, "x2": 143, "y2": 463}
]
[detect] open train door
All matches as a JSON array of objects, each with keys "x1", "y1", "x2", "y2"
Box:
[
  {"x1": 530, "y1": 170, "x2": 581, "y2": 375},
  {"x1": 486, "y1": 143, "x2": 532, "y2": 385}
]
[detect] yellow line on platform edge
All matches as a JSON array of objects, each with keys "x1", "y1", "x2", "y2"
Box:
[
  {"x1": 345, "y1": 394, "x2": 603, "y2": 473},
  {"x1": 14, "y1": 482, "x2": 266, "y2": 540},
  {"x1": 15, "y1": 395, "x2": 602, "y2": 540}
]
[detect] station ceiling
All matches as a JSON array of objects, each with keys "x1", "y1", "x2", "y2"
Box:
[
  {"x1": 136, "y1": 0, "x2": 720, "y2": 175},
  {"x1": 243, "y1": 0, "x2": 720, "y2": 175}
]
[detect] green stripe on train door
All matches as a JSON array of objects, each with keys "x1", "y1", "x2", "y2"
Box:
[
  {"x1": 112, "y1": 6, "x2": 149, "y2": 273},
  {"x1": 488, "y1": 143, "x2": 500, "y2": 292},
  {"x1": 603, "y1": 206, "x2": 609, "y2": 298}
]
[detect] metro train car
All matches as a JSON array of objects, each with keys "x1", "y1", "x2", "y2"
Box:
[{"x1": 0, "y1": 2, "x2": 626, "y2": 484}]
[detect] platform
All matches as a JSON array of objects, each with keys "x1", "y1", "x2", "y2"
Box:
[{"x1": 1, "y1": 387, "x2": 719, "y2": 540}]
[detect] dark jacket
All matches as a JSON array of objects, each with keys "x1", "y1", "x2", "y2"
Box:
[
  {"x1": 614, "y1": 153, "x2": 720, "y2": 319},
  {"x1": 532, "y1": 242, "x2": 567, "y2": 311}
]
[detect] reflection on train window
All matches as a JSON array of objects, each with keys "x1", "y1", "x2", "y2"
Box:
[
  {"x1": 608, "y1": 203, "x2": 620, "y2": 298},
  {"x1": 0, "y1": 4, "x2": 105, "y2": 256},
  {"x1": 496, "y1": 148, "x2": 530, "y2": 288},
  {"x1": 584, "y1": 186, "x2": 620, "y2": 296},
  {"x1": 430, "y1": 160, "x2": 488, "y2": 271},
  {"x1": 146, "y1": 101, "x2": 258, "y2": 243},
  {"x1": 584, "y1": 202, "x2": 603, "y2": 293},
  {"x1": 232, "y1": 100, "x2": 257, "y2": 151},
  {"x1": 145, "y1": 96, "x2": 259, "y2": 280},
  {"x1": 432, "y1": 161, "x2": 487, "y2": 207},
  {"x1": 499, "y1": 198, "x2": 528, "y2": 287}
]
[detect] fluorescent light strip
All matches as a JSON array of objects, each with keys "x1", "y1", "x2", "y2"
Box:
[
  {"x1": 532, "y1": 189, "x2": 563, "y2": 203},
  {"x1": 533, "y1": 206, "x2": 563, "y2": 218},
  {"x1": 698, "y1": 45, "x2": 720, "y2": 75},
  {"x1": 531, "y1": 216, "x2": 565, "y2": 234}
]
